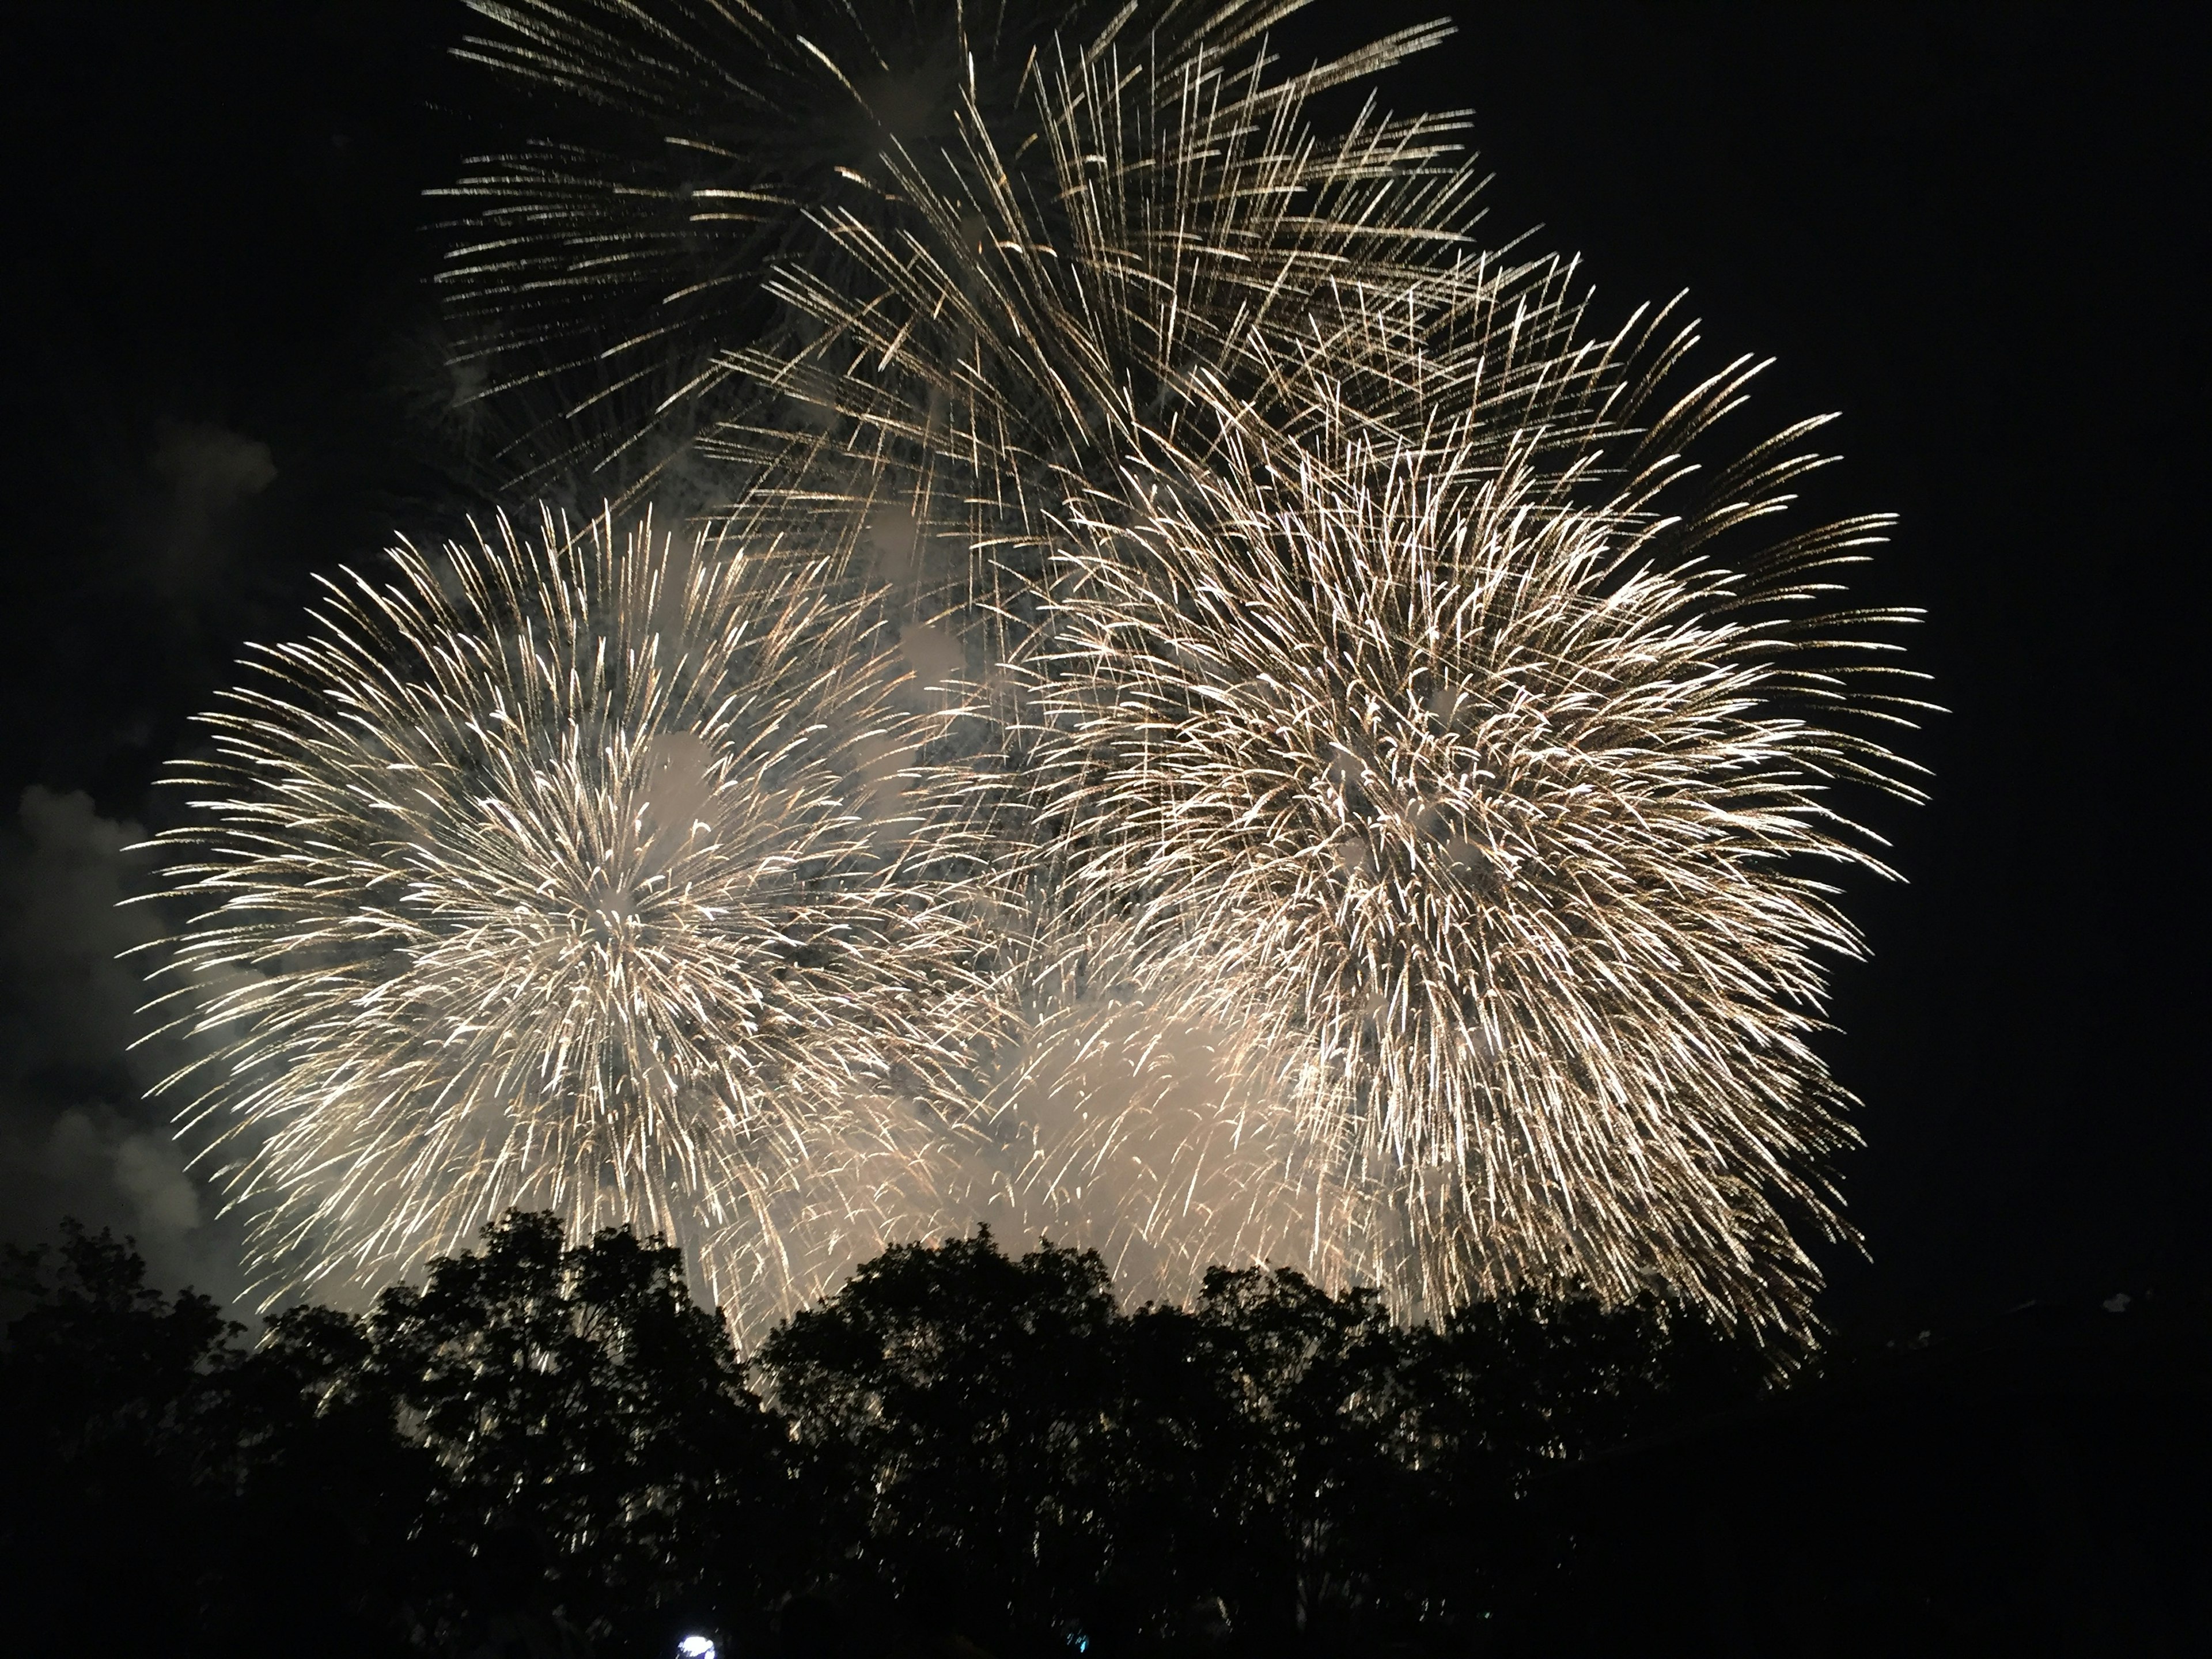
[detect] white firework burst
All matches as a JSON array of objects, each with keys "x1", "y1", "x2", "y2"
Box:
[
  {"x1": 142, "y1": 508, "x2": 995, "y2": 1331},
  {"x1": 1024, "y1": 391, "x2": 1924, "y2": 1329},
  {"x1": 698, "y1": 13, "x2": 1930, "y2": 1330},
  {"x1": 142, "y1": 0, "x2": 1926, "y2": 1338},
  {"x1": 434, "y1": 0, "x2": 1420, "y2": 499}
]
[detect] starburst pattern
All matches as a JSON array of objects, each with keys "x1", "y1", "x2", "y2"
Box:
[
  {"x1": 661, "y1": 7, "x2": 1925, "y2": 1327},
  {"x1": 1025, "y1": 397, "x2": 1922, "y2": 1324},
  {"x1": 142, "y1": 1, "x2": 1923, "y2": 1341},
  {"x1": 145, "y1": 509, "x2": 992, "y2": 1326}
]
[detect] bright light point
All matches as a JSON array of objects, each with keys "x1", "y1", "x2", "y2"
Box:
[{"x1": 677, "y1": 1637, "x2": 718, "y2": 1659}]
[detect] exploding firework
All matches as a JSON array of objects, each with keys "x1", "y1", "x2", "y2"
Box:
[
  {"x1": 667, "y1": 10, "x2": 1927, "y2": 1328},
  {"x1": 184, "y1": 0, "x2": 1926, "y2": 1336},
  {"x1": 1024, "y1": 393, "x2": 1923, "y2": 1328},
  {"x1": 709, "y1": 7, "x2": 1516, "y2": 623},
  {"x1": 433, "y1": 0, "x2": 1440, "y2": 501},
  {"x1": 143, "y1": 509, "x2": 996, "y2": 1328}
]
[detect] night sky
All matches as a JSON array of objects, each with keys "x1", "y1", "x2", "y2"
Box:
[{"x1": 1, "y1": 1, "x2": 2202, "y2": 1332}]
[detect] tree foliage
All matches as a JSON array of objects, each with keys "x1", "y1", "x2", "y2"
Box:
[{"x1": 1, "y1": 1214, "x2": 1762, "y2": 1657}]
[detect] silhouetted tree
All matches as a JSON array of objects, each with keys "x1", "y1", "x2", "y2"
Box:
[
  {"x1": 3, "y1": 1213, "x2": 791, "y2": 1657},
  {"x1": 749, "y1": 1232, "x2": 1762, "y2": 1656},
  {"x1": 1, "y1": 1221, "x2": 245, "y2": 1654},
  {"x1": 2, "y1": 1213, "x2": 1772, "y2": 1657},
  {"x1": 347, "y1": 1212, "x2": 787, "y2": 1653},
  {"x1": 212, "y1": 1298, "x2": 436, "y2": 1656},
  {"x1": 757, "y1": 1228, "x2": 1127, "y2": 1654},
  {"x1": 1112, "y1": 1267, "x2": 1416, "y2": 1650}
]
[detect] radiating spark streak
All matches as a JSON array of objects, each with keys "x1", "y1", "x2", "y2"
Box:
[
  {"x1": 1015, "y1": 412, "x2": 1923, "y2": 1325},
  {"x1": 149, "y1": 1, "x2": 1926, "y2": 1341},
  {"x1": 142, "y1": 509, "x2": 997, "y2": 1335}
]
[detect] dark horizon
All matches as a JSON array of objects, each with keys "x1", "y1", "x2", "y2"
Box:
[{"x1": 0, "y1": 0, "x2": 2203, "y2": 1335}]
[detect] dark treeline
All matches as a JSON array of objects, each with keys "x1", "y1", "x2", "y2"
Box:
[
  {"x1": 2, "y1": 1213, "x2": 1763, "y2": 1658},
  {"x1": 7, "y1": 1217, "x2": 2204, "y2": 1657}
]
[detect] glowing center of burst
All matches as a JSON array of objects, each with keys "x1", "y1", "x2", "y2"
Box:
[{"x1": 1321, "y1": 720, "x2": 1503, "y2": 900}]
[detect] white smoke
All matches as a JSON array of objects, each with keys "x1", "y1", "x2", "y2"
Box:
[{"x1": 0, "y1": 786, "x2": 247, "y2": 1302}]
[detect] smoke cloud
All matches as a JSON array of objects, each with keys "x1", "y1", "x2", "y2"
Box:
[{"x1": 0, "y1": 786, "x2": 245, "y2": 1302}]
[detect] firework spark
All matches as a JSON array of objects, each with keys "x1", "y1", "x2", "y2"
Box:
[
  {"x1": 143, "y1": 509, "x2": 994, "y2": 1330},
  {"x1": 433, "y1": 0, "x2": 1437, "y2": 499},
  {"x1": 1025, "y1": 399, "x2": 1923, "y2": 1328},
  {"x1": 146, "y1": 1, "x2": 1925, "y2": 1338}
]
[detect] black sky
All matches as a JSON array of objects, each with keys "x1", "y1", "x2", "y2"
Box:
[{"x1": 1, "y1": 1, "x2": 2202, "y2": 1330}]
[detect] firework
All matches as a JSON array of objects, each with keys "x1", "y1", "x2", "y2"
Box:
[
  {"x1": 711, "y1": 11, "x2": 1518, "y2": 617},
  {"x1": 433, "y1": 0, "x2": 1449, "y2": 501},
  {"x1": 143, "y1": 509, "x2": 995, "y2": 1330},
  {"x1": 1021, "y1": 391, "x2": 1923, "y2": 1327},
  {"x1": 253, "y1": 0, "x2": 1922, "y2": 1336}
]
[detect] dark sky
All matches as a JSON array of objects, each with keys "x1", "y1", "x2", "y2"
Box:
[{"x1": 0, "y1": 1, "x2": 2201, "y2": 1330}]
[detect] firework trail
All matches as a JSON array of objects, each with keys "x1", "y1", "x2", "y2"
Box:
[
  {"x1": 141, "y1": 1, "x2": 1922, "y2": 1337},
  {"x1": 1027, "y1": 400, "x2": 1922, "y2": 1325},
  {"x1": 434, "y1": 0, "x2": 1429, "y2": 501},
  {"x1": 143, "y1": 509, "x2": 997, "y2": 1330}
]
